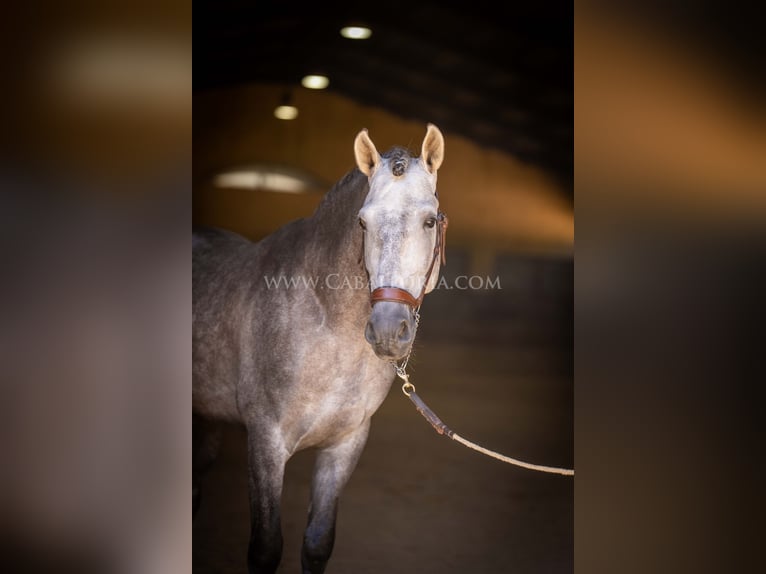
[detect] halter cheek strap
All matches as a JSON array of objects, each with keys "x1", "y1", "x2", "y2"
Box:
[{"x1": 370, "y1": 211, "x2": 448, "y2": 309}]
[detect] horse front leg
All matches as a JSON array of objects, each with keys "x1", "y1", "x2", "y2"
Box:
[
  {"x1": 246, "y1": 424, "x2": 288, "y2": 574},
  {"x1": 192, "y1": 415, "x2": 222, "y2": 518},
  {"x1": 302, "y1": 419, "x2": 371, "y2": 574}
]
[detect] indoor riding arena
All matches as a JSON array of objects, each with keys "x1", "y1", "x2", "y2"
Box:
[{"x1": 194, "y1": 3, "x2": 573, "y2": 572}]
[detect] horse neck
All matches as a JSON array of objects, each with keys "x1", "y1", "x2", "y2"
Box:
[{"x1": 307, "y1": 170, "x2": 369, "y2": 311}]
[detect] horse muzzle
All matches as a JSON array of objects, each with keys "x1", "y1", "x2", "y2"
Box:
[{"x1": 364, "y1": 301, "x2": 416, "y2": 360}]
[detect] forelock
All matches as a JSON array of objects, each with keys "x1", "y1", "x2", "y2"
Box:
[{"x1": 381, "y1": 146, "x2": 414, "y2": 177}]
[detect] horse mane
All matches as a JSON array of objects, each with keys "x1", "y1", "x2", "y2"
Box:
[
  {"x1": 306, "y1": 168, "x2": 367, "y2": 272},
  {"x1": 312, "y1": 168, "x2": 367, "y2": 225}
]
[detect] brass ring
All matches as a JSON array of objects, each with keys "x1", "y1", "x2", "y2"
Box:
[{"x1": 401, "y1": 382, "x2": 416, "y2": 396}]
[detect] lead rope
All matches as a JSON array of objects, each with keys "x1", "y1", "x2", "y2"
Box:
[{"x1": 392, "y1": 320, "x2": 574, "y2": 477}]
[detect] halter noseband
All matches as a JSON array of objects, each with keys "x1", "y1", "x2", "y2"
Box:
[{"x1": 369, "y1": 211, "x2": 448, "y2": 309}]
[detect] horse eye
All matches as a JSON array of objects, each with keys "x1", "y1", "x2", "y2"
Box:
[
  {"x1": 424, "y1": 217, "x2": 436, "y2": 229},
  {"x1": 358, "y1": 218, "x2": 367, "y2": 230}
]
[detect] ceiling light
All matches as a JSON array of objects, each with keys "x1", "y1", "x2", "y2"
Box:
[
  {"x1": 301, "y1": 74, "x2": 329, "y2": 89},
  {"x1": 214, "y1": 171, "x2": 306, "y2": 193},
  {"x1": 213, "y1": 164, "x2": 327, "y2": 194},
  {"x1": 273, "y1": 105, "x2": 298, "y2": 120},
  {"x1": 340, "y1": 26, "x2": 372, "y2": 40}
]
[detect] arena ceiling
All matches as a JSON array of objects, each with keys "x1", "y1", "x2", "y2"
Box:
[{"x1": 195, "y1": 1, "x2": 574, "y2": 197}]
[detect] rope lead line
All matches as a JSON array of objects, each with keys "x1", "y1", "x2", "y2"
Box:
[
  {"x1": 403, "y1": 387, "x2": 575, "y2": 477},
  {"x1": 450, "y1": 432, "x2": 575, "y2": 476}
]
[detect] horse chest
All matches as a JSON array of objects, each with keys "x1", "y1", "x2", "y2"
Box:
[{"x1": 284, "y1": 356, "x2": 393, "y2": 451}]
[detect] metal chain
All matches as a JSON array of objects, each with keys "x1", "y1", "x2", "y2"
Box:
[{"x1": 392, "y1": 306, "x2": 420, "y2": 395}]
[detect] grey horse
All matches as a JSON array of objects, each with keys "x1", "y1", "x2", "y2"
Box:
[{"x1": 193, "y1": 124, "x2": 446, "y2": 573}]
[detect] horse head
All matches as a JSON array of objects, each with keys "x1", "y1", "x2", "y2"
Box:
[{"x1": 354, "y1": 124, "x2": 446, "y2": 361}]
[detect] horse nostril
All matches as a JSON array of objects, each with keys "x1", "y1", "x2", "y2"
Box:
[
  {"x1": 397, "y1": 319, "x2": 411, "y2": 342},
  {"x1": 364, "y1": 321, "x2": 376, "y2": 345}
]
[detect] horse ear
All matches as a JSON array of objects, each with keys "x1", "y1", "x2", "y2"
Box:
[
  {"x1": 421, "y1": 123, "x2": 444, "y2": 174},
  {"x1": 354, "y1": 129, "x2": 380, "y2": 177}
]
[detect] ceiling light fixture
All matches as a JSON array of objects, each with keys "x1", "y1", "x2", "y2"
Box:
[
  {"x1": 340, "y1": 26, "x2": 372, "y2": 40},
  {"x1": 301, "y1": 74, "x2": 329, "y2": 89},
  {"x1": 213, "y1": 164, "x2": 327, "y2": 194},
  {"x1": 214, "y1": 170, "x2": 305, "y2": 193},
  {"x1": 274, "y1": 90, "x2": 298, "y2": 120},
  {"x1": 274, "y1": 105, "x2": 298, "y2": 120}
]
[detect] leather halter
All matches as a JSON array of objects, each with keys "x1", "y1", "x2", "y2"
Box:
[{"x1": 370, "y1": 211, "x2": 448, "y2": 309}]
